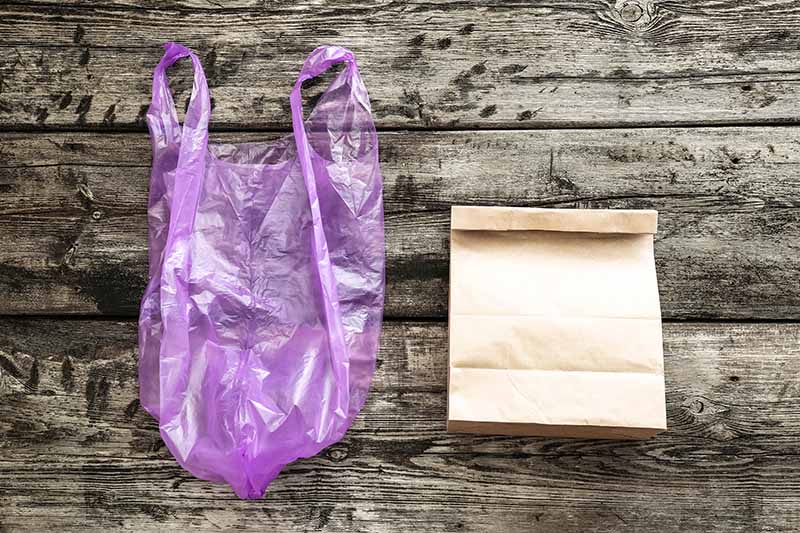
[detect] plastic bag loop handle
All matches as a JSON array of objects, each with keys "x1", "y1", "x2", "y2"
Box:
[
  {"x1": 149, "y1": 42, "x2": 211, "y2": 237},
  {"x1": 150, "y1": 43, "x2": 211, "y2": 154},
  {"x1": 149, "y1": 43, "x2": 211, "y2": 424},
  {"x1": 289, "y1": 46, "x2": 360, "y2": 417}
]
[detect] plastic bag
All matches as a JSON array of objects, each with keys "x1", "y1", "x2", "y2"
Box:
[{"x1": 138, "y1": 43, "x2": 385, "y2": 498}]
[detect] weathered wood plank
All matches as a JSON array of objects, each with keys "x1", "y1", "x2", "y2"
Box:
[
  {"x1": 1, "y1": 319, "x2": 799, "y2": 532},
  {"x1": 3, "y1": 1, "x2": 800, "y2": 129},
  {"x1": 2, "y1": 128, "x2": 799, "y2": 319}
]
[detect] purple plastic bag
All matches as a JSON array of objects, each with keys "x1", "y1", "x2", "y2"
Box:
[{"x1": 138, "y1": 43, "x2": 385, "y2": 498}]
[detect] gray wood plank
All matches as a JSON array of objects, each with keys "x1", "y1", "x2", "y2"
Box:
[
  {"x1": 1, "y1": 319, "x2": 799, "y2": 532},
  {"x1": 3, "y1": 1, "x2": 800, "y2": 129},
  {"x1": 2, "y1": 128, "x2": 799, "y2": 319}
]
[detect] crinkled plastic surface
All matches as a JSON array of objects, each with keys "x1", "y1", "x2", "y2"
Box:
[{"x1": 138, "y1": 43, "x2": 385, "y2": 499}]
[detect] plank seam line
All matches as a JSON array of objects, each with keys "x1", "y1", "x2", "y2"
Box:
[
  {"x1": 0, "y1": 315, "x2": 798, "y2": 325},
  {"x1": 4, "y1": 120, "x2": 800, "y2": 135}
]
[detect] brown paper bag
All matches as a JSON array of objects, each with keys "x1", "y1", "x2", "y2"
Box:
[{"x1": 447, "y1": 206, "x2": 667, "y2": 439}]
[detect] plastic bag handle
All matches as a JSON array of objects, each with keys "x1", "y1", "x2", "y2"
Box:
[
  {"x1": 149, "y1": 43, "x2": 211, "y2": 154},
  {"x1": 289, "y1": 46, "x2": 361, "y2": 415},
  {"x1": 149, "y1": 43, "x2": 211, "y2": 237},
  {"x1": 149, "y1": 43, "x2": 211, "y2": 423}
]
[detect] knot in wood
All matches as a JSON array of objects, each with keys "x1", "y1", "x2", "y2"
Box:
[
  {"x1": 684, "y1": 397, "x2": 705, "y2": 415},
  {"x1": 327, "y1": 445, "x2": 349, "y2": 462},
  {"x1": 615, "y1": 0, "x2": 651, "y2": 25},
  {"x1": 621, "y1": 2, "x2": 642, "y2": 22}
]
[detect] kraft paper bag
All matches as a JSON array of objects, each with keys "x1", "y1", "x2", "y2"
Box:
[{"x1": 447, "y1": 206, "x2": 667, "y2": 439}]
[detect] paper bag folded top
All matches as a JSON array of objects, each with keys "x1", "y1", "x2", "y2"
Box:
[{"x1": 448, "y1": 206, "x2": 667, "y2": 439}]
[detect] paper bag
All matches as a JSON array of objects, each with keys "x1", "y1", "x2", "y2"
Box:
[{"x1": 447, "y1": 206, "x2": 667, "y2": 439}]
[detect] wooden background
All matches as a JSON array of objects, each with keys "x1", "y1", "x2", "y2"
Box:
[{"x1": 2, "y1": 1, "x2": 800, "y2": 531}]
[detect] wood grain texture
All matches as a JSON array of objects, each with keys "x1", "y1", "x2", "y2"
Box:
[
  {"x1": 1, "y1": 319, "x2": 799, "y2": 532},
  {"x1": 3, "y1": 2, "x2": 800, "y2": 530},
  {"x1": 2, "y1": 128, "x2": 799, "y2": 319},
  {"x1": 4, "y1": 1, "x2": 800, "y2": 129}
]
